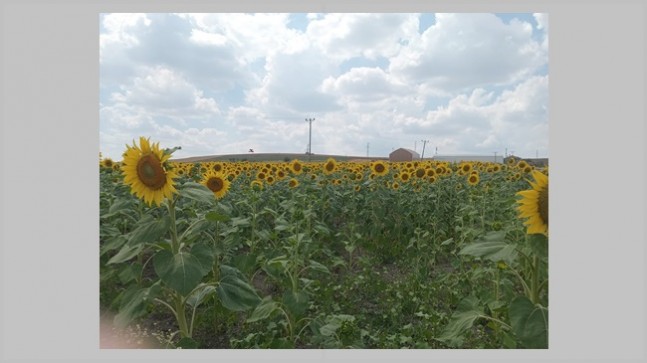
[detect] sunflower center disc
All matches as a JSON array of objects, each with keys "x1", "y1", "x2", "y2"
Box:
[
  {"x1": 136, "y1": 154, "x2": 167, "y2": 190},
  {"x1": 375, "y1": 164, "x2": 384, "y2": 173},
  {"x1": 207, "y1": 177, "x2": 223, "y2": 192},
  {"x1": 539, "y1": 184, "x2": 549, "y2": 227}
]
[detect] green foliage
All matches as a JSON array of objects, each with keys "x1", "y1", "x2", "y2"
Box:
[
  {"x1": 509, "y1": 296, "x2": 548, "y2": 348},
  {"x1": 100, "y1": 161, "x2": 547, "y2": 348}
]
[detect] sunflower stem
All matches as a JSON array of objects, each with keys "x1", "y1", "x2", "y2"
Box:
[
  {"x1": 531, "y1": 255, "x2": 540, "y2": 305},
  {"x1": 174, "y1": 292, "x2": 190, "y2": 338},
  {"x1": 167, "y1": 197, "x2": 180, "y2": 254}
]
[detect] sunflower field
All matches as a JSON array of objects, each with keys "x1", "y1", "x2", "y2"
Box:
[{"x1": 100, "y1": 137, "x2": 548, "y2": 349}]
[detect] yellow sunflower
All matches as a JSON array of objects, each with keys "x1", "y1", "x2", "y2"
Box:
[
  {"x1": 250, "y1": 179, "x2": 263, "y2": 191},
  {"x1": 459, "y1": 162, "x2": 473, "y2": 175},
  {"x1": 323, "y1": 158, "x2": 338, "y2": 175},
  {"x1": 101, "y1": 157, "x2": 115, "y2": 169},
  {"x1": 288, "y1": 178, "x2": 299, "y2": 188},
  {"x1": 516, "y1": 170, "x2": 549, "y2": 236},
  {"x1": 202, "y1": 171, "x2": 231, "y2": 199},
  {"x1": 122, "y1": 137, "x2": 177, "y2": 206},
  {"x1": 290, "y1": 160, "x2": 304, "y2": 175},
  {"x1": 467, "y1": 172, "x2": 480, "y2": 186},
  {"x1": 212, "y1": 162, "x2": 224, "y2": 173},
  {"x1": 371, "y1": 161, "x2": 389, "y2": 176}
]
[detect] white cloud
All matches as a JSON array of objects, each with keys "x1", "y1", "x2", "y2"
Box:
[
  {"x1": 321, "y1": 67, "x2": 409, "y2": 102},
  {"x1": 400, "y1": 75, "x2": 549, "y2": 156},
  {"x1": 100, "y1": 13, "x2": 548, "y2": 160},
  {"x1": 109, "y1": 66, "x2": 220, "y2": 118},
  {"x1": 100, "y1": 13, "x2": 151, "y2": 49},
  {"x1": 533, "y1": 13, "x2": 548, "y2": 31},
  {"x1": 307, "y1": 13, "x2": 419, "y2": 61},
  {"x1": 389, "y1": 13, "x2": 546, "y2": 93},
  {"x1": 533, "y1": 13, "x2": 549, "y2": 51},
  {"x1": 183, "y1": 13, "x2": 307, "y2": 62},
  {"x1": 246, "y1": 47, "x2": 341, "y2": 115}
]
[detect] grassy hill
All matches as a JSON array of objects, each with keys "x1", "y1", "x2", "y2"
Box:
[{"x1": 170, "y1": 152, "x2": 388, "y2": 163}]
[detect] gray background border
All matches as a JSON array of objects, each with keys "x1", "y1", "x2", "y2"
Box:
[{"x1": 1, "y1": 0, "x2": 645, "y2": 362}]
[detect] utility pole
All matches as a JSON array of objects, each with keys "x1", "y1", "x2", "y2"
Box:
[
  {"x1": 414, "y1": 140, "x2": 417, "y2": 152},
  {"x1": 366, "y1": 142, "x2": 369, "y2": 157},
  {"x1": 420, "y1": 139, "x2": 429, "y2": 160},
  {"x1": 305, "y1": 117, "x2": 315, "y2": 161}
]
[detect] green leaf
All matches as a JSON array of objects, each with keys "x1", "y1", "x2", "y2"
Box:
[
  {"x1": 231, "y1": 217, "x2": 251, "y2": 227},
  {"x1": 128, "y1": 215, "x2": 171, "y2": 246},
  {"x1": 230, "y1": 253, "x2": 258, "y2": 277},
  {"x1": 246, "y1": 296, "x2": 280, "y2": 323},
  {"x1": 107, "y1": 243, "x2": 144, "y2": 265},
  {"x1": 191, "y1": 243, "x2": 215, "y2": 276},
  {"x1": 509, "y1": 296, "x2": 548, "y2": 348},
  {"x1": 459, "y1": 240, "x2": 517, "y2": 263},
  {"x1": 153, "y1": 250, "x2": 205, "y2": 296},
  {"x1": 216, "y1": 265, "x2": 261, "y2": 311},
  {"x1": 440, "y1": 238, "x2": 454, "y2": 246},
  {"x1": 205, "y1": 211, "x2": 230, "y2": 222},
  {"x1": 437, "y1": 296, "x2": 484, "y2": 347},
  {"x1": 527, "y1": 233, "x2": 548, "y2": 259},
  {"x1": 102, "y1": 198, "x2": 135, "y2": 219},
  {"x1": 100, "y1": 235, "x2": 128, "y2": 256},
  {"x1": 307, "y1": 260, "x2": 330, "y2": 274},
  {"x1": 282, "y1": 290, "x2": 309, "y2": 318},
  {"x1": 176, "y1": 337, "x2": 199, "y2": 349},
  {"x1": 320, "y1": 314, "x2": 355, "y2": 337},
  {"x1": 180, "y1": 182, "x2": 216, "y2": 205},
  {"x1": 186, "y1": 284, "x2": 216, "y2": 308},
  {"x1": 118, "y1": 263, "x2": 142, "y2": 284},
  {"x1": 113, "y1": 282, "x2": 161, "y2": 329},
  {"x1": 180, "y1": 219, "x2": 212, "y2": 242}
]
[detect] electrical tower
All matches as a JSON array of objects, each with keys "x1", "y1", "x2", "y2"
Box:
[{"x1": 420, "y1": 139, "x2": 429, "y2": 160}]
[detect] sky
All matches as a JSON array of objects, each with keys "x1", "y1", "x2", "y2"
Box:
[{"x1": 99, "y1": 13, "x2": 549, "y2": 161}]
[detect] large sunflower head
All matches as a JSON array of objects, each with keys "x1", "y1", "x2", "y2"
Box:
[
  {"x1": 467, "y1": 172, "x2": 480, "y2": 186},
  {"x1": 460, "y1": 162, "x2": 473, "y2": 175},
  {"x1": 202, "y1": 171, "x2": 231, "y2": 199},
  {"x1": 323, "y1": 158, "x2": 338, "y2": 175},
  {"x1": 122, "y1": 137, "x2": 177, "y2": 206},
  {"x1": 516, "y1": 170, "x2": 549, "y2": 236},
  {"x1": 290, "y1": 159, "x2": 304, "y2": 175},
  {"x1": 371, "y1": 161, "x2": 389, "y2": 176}
]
